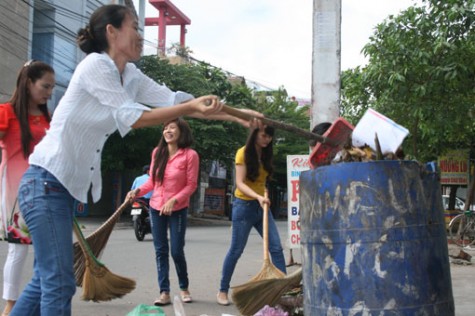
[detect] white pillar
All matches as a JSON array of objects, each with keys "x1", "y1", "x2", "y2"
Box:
[{"x1": 311, "y1": 0, "x2": 341, "y2": 128}]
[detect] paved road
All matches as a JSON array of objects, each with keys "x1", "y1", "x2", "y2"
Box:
[{"x1": 1, "y1": 216, "x2": 473, "y2": 316}]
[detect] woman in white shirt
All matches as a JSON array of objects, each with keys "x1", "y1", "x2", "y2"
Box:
[{"x1": 10, "y1": 4, "x2": 259, "y2": 316}]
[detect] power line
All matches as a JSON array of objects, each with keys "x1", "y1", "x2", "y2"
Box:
[{"x1": 2, "y1": 0, "x2": 309, "y2": 98}]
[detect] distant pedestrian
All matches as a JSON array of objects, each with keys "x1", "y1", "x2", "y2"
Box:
[{"x1": 131, "y1": 165, "x2": 152, "y2": 205}]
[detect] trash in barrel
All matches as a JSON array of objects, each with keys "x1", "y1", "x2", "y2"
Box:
[{"x1": 299, "y1": 160, "x2": 454, "y2": 315}]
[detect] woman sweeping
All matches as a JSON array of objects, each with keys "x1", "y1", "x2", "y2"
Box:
[
  {"x1": 10, "y1": 4, "x2": 260, "y2": 316},
  {"x1": 127, "y1": 117, "x2": 197, "y2": 306},
  {"x1": 217, "y1": 126, "x2": 287, "y2": 306}
]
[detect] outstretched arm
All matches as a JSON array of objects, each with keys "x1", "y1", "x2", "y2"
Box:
[{"x1": 132, "y1": 95, "x2": 222, "y2": 129}]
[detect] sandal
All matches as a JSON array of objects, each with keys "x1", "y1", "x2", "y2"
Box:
[
  {"x1": 180, "y1": 290, "x2": 192, "y2": 303},
  {"x1": 154, "y1": 292, "x2": 171, "y2": 306},
  {"x1": 216, "y1": 292, "x2": 230, "y2": 306}
]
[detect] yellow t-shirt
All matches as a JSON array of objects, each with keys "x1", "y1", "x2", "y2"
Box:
[{"x1": 234, "y1": 146, "x2": 268, "y2": 200}]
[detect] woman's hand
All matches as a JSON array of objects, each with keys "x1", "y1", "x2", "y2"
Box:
[
  {"x1": 257, "y1": 195, "x2": 271, "y2": 210},
  {"x1": 159, "y1": 198, "x2": 177, "y2": 216},
  {"x1": 126, "y1": 189, "x2": 140, "y2": 202},
  {"x1": 234, "y1": 109, "x2": 265, "y2": 129},
  {"x1": 191, "y1": 95, "x2": 223, "y2": 116}
]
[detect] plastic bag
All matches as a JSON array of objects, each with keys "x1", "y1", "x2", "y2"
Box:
[
  {"x1": 126, "y1": 304, "x2": 166, "y2": 316},
  {"x1": 254, "y1": 305, "x2": 288, "y2": 316}
]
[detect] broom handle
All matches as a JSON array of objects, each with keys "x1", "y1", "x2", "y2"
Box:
[
  {"x1": 221, "y1": 104, "x2": 333, "y2": 144},
  {"x1": 86, "y1": 200, "x2": 132, "y2": 240},
  {"x1": 263, "y1": 189, "x2": 270, "y2": 261},
  {"x1": 73, "y1": 218, "x2": 104, "y2": 267},
  {"x1": 73, "y1": 219, "x2": 88, "y2": 254}
]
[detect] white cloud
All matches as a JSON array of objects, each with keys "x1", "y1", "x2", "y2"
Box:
[{"x1": 139, "y1": 0, "x2": 419, "y2": 99}]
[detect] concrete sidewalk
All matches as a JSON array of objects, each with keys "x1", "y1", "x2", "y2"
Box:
[
  {"x1": 74, "y1": 214, "x2": 475, "y2": 315},
  {"x1": 75, "y1": 213, "x2": 234, "y2": 232}
]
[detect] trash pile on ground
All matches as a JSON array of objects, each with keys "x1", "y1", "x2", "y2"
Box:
[
  {"x1": 448, "y1": 246, "x2": 473, "y2": 265},
  {"x1": 277, "y1": 284, "x2": 303, "y2": 316}
]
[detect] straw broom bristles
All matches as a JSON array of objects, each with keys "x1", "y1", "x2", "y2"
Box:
[
  {"x1": 73, "y1": 218, "x2": 136, "y2": 301},
  {"x1": 247, "y1": 258, "x2": 285, "y2": 283},
  {"x1": 230, "y1": 190, "x2": 287, "y2": 313},
  {"x1": 74, "y1": 200, "x2": 131, "y2": 286},
  {"x1": 81, "y1": 257, "x2": 136, "y2": 302},
  {"x1": 232, "y1": 268, "x2": 302, "y2": 316}
]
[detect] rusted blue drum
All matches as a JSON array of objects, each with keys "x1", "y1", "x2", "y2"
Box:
[{"x1": 299, "y1": 161, "x2": 454, "y2": 315}]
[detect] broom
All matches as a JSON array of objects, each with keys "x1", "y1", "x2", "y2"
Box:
[
  {"x1": 247, "y1": 189, "x2": 285, "y2": 282},
  {"x1": 73, "y1": 200, "x2": 131, "y2": 286},
  {"x1": 232, "y1": 267, "x2": 302, "y2": 316},
  {"x1": 73, "y1": 218, "x2": 136, "y2": 301},
  {"x1": 231, "y1": 190, "x2": 285, "y2": 301}
]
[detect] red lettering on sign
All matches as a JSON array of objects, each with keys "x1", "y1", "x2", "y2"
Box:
[
  {"x1": 291, "y1": 220, "x2": 300, "y2": 231},
  {"x1": 290, "y1": 180, "x2": 299, "y2": 202},
  {"x1": 291, "y1": 157, "x2": 310, "y2": 168},
  {"x1": 291, "y1": 234, "x2": 301, "y2": 244}
]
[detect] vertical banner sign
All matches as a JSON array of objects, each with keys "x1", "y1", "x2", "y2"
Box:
[{"x1": 287, "y1": 155, "x2": 310, "y2": 249}]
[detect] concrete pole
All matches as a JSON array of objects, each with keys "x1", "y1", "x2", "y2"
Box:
[
  {"x1": 311, "y1": 0, "x2": 341, "y2": 129},
  {"x1": 137, "y1": 0, "x2": 146, "y2": 38}
]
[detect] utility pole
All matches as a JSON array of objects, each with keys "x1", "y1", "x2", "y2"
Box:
[{"x1": 311, "y1": 0, "x2": 341, "y2": 129}]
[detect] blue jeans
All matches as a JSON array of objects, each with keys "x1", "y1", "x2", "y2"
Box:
[
  {"x1": 10, "y1": 166, "x2": 75, "y2": 316},
  {"x1": 150, "y1": 207, "x2": 189, "y2": 293},
  {"x1": 219, "y1": 198, "x2": 286, "y2": 293}
]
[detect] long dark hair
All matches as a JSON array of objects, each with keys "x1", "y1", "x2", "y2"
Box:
[
  {"x1": 152, "y1": 118, "x2": 194, "y2": 184},
  {"x1": 77, "y1": 4, "x2": 131, "y2": 54},
  {"x1": 244, "y1": 126, "x2": 275, "y2": 182},
  {"x1": 9, "y1": 60, "x2": 53, "y2": 158}
]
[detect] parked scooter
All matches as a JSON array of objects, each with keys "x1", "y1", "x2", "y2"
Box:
[{"x1": 130, "y1": 198, "x2": 151, "y2": 241}]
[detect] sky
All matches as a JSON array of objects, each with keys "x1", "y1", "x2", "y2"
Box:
[{"x1": 137, "y1": 0, "x2": 420, "y2": 100}]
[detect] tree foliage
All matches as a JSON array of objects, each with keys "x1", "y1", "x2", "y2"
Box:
[
  {"x1": 341, "y1": 0, "x2": 475, "y2": 161},
  {"x1": 101, "y1": 54, "x2": 310, "y2": 190}
]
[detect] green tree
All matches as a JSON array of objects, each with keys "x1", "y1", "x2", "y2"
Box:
[
  {"x1": 253, "y1": 89, "x2": 310, "y2": 186},
  {"x1": 341, "y1": 0, "x2": 475, "y2": 161},
  {"x1": 101, "y1": 55, "x2": 310, "y2": 194}
]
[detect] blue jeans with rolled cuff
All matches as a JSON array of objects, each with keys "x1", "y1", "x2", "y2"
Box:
[
  {"x1": 150, "y1": 206, "x2": 189, "y2": 293},
  {"x1": 10, "y1": 165, "x2": 76, "y2": 316},
  {"x1": 219, "y1": 197, "x2": 286, "y2": 293}
]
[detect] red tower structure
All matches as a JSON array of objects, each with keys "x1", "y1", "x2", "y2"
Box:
[{"x1": 145, "y1": 0, "x2": 191, "y2": 56}]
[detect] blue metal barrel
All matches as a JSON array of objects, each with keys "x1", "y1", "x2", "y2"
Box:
[{"x1": 299, "y1": 161, "x2": 454, "y2": 315}]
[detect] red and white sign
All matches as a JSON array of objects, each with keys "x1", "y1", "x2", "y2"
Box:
[{"x1": 286, "y1": 155, "x2": 311, "y2": 249}]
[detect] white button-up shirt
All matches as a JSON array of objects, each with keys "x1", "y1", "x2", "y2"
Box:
[{"x1": 29, "y1": 52, "x2": 193, "y2": 203}]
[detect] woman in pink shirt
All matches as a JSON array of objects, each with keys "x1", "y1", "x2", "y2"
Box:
[{"x1": 128, "y1": 117, "x2": 198, "y2": 306}]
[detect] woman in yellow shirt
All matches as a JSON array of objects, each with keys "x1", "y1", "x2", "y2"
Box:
[{"x1": 217, "y1": 126, "x2": 286, "y2": 306}]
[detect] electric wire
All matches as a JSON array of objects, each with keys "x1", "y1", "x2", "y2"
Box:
[{"x1": 1, "y1": 0, "x2": 302, "y2": 99}]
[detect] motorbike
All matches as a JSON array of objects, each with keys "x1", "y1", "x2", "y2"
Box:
[{"x1": 130, "y1": 198, "x2": 151, "y2": 241}]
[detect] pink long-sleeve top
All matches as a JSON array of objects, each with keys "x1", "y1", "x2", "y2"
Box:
[{"x1": 138, "y1": 147, "x2": 199, "y2": 211}]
